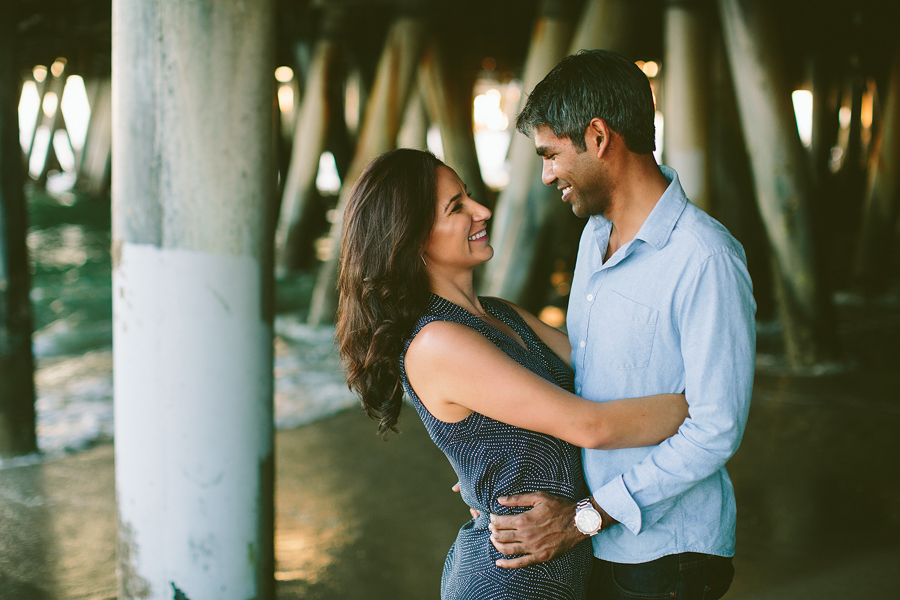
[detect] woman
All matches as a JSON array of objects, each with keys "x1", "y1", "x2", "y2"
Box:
[{"x1": 336, "y1": 149, "x2": 687, "y2": 600}]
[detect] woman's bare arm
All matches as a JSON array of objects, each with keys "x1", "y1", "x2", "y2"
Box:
[
  {"x1": 405, "y1": 321, "x2": 688, "y2": 449},
  {"x1": 492, "y1": 298, "x2": 572, "y2": 369}
]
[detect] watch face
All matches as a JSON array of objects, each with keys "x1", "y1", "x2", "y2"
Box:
[{"x1": 576, "y1": 508, "x2": 601, "y2": 533}]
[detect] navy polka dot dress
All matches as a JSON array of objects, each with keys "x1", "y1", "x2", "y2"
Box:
[{"x1": 400, "y1": 295, "x2": 592, "y2": 600}]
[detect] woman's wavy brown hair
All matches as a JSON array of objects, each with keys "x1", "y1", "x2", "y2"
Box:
[{"x1": 336, "y1": 148, "x2": 444, "y2": 436}]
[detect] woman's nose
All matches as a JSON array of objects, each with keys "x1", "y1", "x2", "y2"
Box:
[{"x1": 473, "y1": 201, "x2": 491, "y2": 222}]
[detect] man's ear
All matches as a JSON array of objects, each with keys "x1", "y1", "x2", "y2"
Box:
[{"x1": 587, "y1": 117, "x2": 611, "y2": 158}]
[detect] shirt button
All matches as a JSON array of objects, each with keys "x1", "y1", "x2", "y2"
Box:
[
  {"x1": 580, "y1": 341, "x2": 586, "y2": 348},
  {"x1": 587, "y1": 294, "x2": 594, "y2": 301}
]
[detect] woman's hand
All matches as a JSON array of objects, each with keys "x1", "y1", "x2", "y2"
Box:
[{"x1": 452, "y1": 482, "x2": 481, "y2": 519}]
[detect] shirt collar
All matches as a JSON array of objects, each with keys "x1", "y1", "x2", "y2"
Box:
[{"x1": 590, "y1": 165, "x2": 687, "y2": 251}]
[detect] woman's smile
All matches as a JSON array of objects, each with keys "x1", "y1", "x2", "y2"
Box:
[{"x1": 469, "y1": 228, "x2": 488, "y2": 242}]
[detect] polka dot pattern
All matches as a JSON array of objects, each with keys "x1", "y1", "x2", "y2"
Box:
[{"x1": 400, "y1": 295, "x2": 592, "y2": 600}]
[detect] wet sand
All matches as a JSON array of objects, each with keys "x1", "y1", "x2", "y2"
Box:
[{"x1": 1, "y1": 300, "x2": 899, "y2": 598}]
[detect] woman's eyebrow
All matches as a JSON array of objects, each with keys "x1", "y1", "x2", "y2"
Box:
[{"x1": 444, "y1": 192, "x2": 462, "y2": 212}]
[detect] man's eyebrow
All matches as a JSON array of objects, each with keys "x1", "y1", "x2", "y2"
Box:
[{"x1": 535, "y1": 145, "x2": 551, "y2": 157}]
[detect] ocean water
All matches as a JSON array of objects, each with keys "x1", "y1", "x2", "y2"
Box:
[{"x1": 16, "y1": 186, "x2": 356, "y2": 463}]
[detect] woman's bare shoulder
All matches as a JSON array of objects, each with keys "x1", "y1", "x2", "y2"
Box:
[{"x1": 407, "y1": 319, "x2": 491, "y2": 360}]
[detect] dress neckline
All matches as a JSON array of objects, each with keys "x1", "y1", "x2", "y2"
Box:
[{"x1": 429, "y1": 294, "x2": 531, "y2": 354}]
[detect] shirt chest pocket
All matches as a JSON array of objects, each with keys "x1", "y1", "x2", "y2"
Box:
[{"x1": 592, "y1": 290, "x2": 658, "y2": 370}]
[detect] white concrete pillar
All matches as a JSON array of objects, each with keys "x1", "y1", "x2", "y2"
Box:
[
  {"x1": 663, "y1": 0, "x2": 710, "y2": 212},
  {"x1": 112, "y1": 0, "x2": 275, "y2": 598}
]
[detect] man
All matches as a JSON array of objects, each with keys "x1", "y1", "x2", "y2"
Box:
[{"x1": 487, "y1": 50, "x2": 756, "y2": 599}]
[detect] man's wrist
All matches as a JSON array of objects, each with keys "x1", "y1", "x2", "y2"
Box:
[{"x1": 589, "y1": 496, "x2": 618, "y2": 528}]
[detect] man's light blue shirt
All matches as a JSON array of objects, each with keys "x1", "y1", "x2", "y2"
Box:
[{"x1": 568, "y1": 166, "x2": 756, "y2": 563}]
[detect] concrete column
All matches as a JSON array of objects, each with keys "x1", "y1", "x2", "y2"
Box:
[
  {"x1": 112, "y1": 0, "x2": 275, "y2": 597},
  {"x1": 854, "y1": 47, "x2": 900, "y2": 289},
  {"x1": 308, "y1": 15, "x2": 426, "y2": 325},
  {"x1": 663, "y1": 0, "x2": 710, "y2": 212},
  {"x1": 0, "y1": 13, "x2": 37, "y2": 458},
  {"x1": 276, "y1": 10, "x2": 345, "y2": 275},
  {"x1": 482, "y1": 0, "x2": 576, "y2": 301},
  {"x1": 718, "y1": 0, "x2": 830, "y2": 367},
  {"x1": 419, "y1": 40, "x2": 487, "y2": 209}
]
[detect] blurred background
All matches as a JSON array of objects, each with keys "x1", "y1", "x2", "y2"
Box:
[{"x1": 0, "y1": 0, "x2": 898, "y2": 598}]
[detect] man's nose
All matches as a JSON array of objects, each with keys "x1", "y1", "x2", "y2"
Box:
[{"x1": 541, "y1": 160, "x2": 555, "y2": 186}]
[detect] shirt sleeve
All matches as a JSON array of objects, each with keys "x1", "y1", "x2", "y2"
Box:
[{"x1": 593, "y1": 250, "x2": 756, "y2": 535}]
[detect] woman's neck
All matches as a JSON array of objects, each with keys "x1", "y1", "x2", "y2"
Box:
[{"x1": 427, "y1": 269, "x2": 482, "y2": 314}]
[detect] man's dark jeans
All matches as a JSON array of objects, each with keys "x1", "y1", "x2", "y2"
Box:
[{"x1": 589, "y1": 553, "x2": 734, "y2": 600}]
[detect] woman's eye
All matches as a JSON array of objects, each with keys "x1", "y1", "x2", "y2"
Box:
[{"x1": 451, "y1": 203, "x2": 462, "y2": 212}]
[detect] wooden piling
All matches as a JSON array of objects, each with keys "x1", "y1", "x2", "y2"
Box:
[
  {"x1": 0, "y1": 14, "x2": 37, "y2": 459},
  {"x1": 663, "y1": 0, "x2": 710, "y2": 213},
  {"x1": 276, "y1": 12, "x2": 345, "y2": 275},
  {"x1": 482, "y1": 0, "x2": 576, "y2": 302},
  {"x1": 31, "y1": 66, "x2": 68, "y2": 185},
  {"x1": 485, "y1": 0, "x2": 635, "y2": 304},
  {"x1": 718, "y1": 0, "x2": 832, "y2": 367},
  {"x1": 397, "y1": 84, "x2": 429, "y2": 150},
  {"x1": 78, "y1": 78, "x2": 112, "y2": 196},
  {"x1": 112, "y1": 0, "x2": 276, "y2": 596},
  {"x1": 307, "y1": 15, "x2": 426, "y2": 325},
  {"x1": 419, "y1": 40, "x2": 487, "y2": 210},
  {"x1": 854, "y1": 47, "x2": 900, "y2": 290}
]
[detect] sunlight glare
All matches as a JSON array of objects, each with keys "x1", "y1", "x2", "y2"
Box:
[
  {"x1": 275, "y1": 66, "x2": 294, "y2": 83},
  {"x1": 61, "y1": 76, "x2": 91, "y2": 152},
  {"x1": 474, "y1": 89, "x2": 508, "y2": 131},
  {"x1": 315, "y1": 151, "x2": 341, "y2": 195},
  {"x1": 42, "y1": 92, "x2": 58, "y2": 118},
  {"x1": 53, "y1": 130, "x2": 76, "y2": 172},
  {"x1": 791, "y1": 90, "x2": 813, "y2": 147},
  {"x1": 278, "y1": 84, "x2": 294, "y2": 114},
  {"x1": 50, "y1": 58, "x2": 66, "y2": 78},
  {"x1": 861, "y1": 89, "x2": 873, "y2": 129},
  {"x1": 18, "y1": 81, "x2": 40, "y2": 151},
  {"x1": 642, "y1": 61, "x2": 659, "y2": 78},
  {"x1": 838, "y1": 106, "x2": 852, "y2": 129},
  {"x1": 29, "y1": 126, "x2": 51, "y2": 178},
  {"x1": 33, "y1": 65, "x2": 48, "y2": 83}
]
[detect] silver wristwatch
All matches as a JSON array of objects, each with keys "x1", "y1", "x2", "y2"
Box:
[{"x1": 574, "y1": 498, "x2": 602, "y2": 536}]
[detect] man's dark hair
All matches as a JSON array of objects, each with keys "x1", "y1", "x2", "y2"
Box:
[{"x1": 516, "y1": 49, "x2": 656, "y2": 154}]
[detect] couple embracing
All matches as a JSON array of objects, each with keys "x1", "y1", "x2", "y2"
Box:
[{"x1": 337, "y1": 49, "x2": 756, "y2": 600}]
